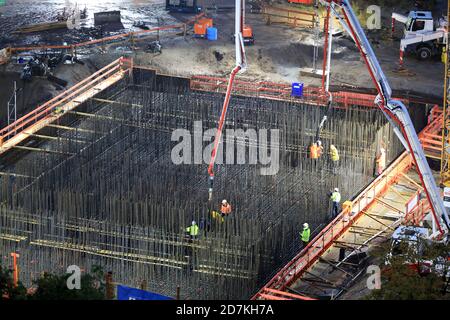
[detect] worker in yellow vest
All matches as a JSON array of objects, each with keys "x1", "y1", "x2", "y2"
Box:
[
  {"x1": 300, "y1": 223, "x2": 311, "y2": 247},
  {"x1": 186, "y1": 221, "x2": 199, "y2": 240},
  {"x1": 330, "y1": 144, "x2": 339, "y2": 174},
  {"x1": 442, "y1": 46, "x2": 447, "y2": 64}
]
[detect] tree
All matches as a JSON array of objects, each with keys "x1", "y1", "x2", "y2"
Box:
[
  {"x1": 31, "y1": 266, "x2": 105, "y2": 300},
  {"x1": 0, "y1": 266, "x2": 28, "y2": 300},
  {"x1": 367, "y1": 239, "x2": 450, "y2": 300}
]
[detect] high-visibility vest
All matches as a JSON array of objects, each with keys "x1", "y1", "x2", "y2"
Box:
[
  {"x1": 186, "y1": 224, "x2": 199, "y2": 236},
  {"x1": 301, "y1": 228, "x2": 310, "y2": 242},
  {"x1": 310, "y1": 144, "x2": 319, "y2": 159},
  {"x1": 330, "y1": 147, "x2": 339, "y2": 162},
  {"x1": 442, "y1": 47, "x2": 447, "y2": 64},
  {"x1": 221, "y1": 204, "x2": 232, "y2": 215},
  {"x1": 331, "y1": 191, "x2": 341, "y2": 203},
  {"x1": 377, "y1": 149, "x2": 386, "y2": 169}
]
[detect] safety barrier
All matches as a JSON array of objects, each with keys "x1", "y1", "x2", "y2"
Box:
[
  {"x1": 262, "y1": 5, "x2": 316, "y2": 28},
  {"x1": 0, "y1": 57, "x2": 132, "y2": 153},
  {"x1": 191, "y1": 75, "x2": 394, "y2": 109}
]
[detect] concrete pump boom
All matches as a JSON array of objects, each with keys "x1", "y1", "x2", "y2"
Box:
[{"x1": 321, "y1": 0, "x2": 450, "y2": 238}]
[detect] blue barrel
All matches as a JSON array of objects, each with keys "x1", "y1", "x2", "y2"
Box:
[
  {"x1": 291, "y1": 82, "x2": 304, "y2": 97},
  {"x1": 206, "y1": 27, "x2": 218, "y2": 41}
]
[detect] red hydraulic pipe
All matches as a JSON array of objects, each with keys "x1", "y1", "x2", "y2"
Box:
[
  {"x1": 208, "y1": 65, "x2": 242, "y2": 178},
  {"x1": 321, "y1": 4, "x2": 331, "y2": 91}
]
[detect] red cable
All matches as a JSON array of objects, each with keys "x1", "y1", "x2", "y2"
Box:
[{"x1": 208, "y1": 65, "x2": 242, "y2": 178}]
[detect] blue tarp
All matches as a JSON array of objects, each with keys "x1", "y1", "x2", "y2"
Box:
[{"x1": 117, "y1": 285, "x2": 173, "y2": 300}]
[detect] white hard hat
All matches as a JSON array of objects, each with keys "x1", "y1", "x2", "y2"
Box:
[
  {"x1": 317, "y1": 140, "x2": 322, "y2": 146},
  {"x1": 222, "y1": 199, "x2": 227, "y2": 204},
  {"x1": 303, "y1": 223, "x2": 309, "y2": 229},
  {"x1": 192, "y1": 221, "x2": 196, "y2": 225},
  {"x1": 330, "y1": 144, "x2": 335, "y2": 148},
  {"x1": 334, "y1": 188, "x2": 339, "y2": 192}
]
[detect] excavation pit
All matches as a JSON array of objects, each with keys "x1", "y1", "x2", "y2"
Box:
[{"x1": 0, "y1": 68, "x2": 426, "y2": 299}]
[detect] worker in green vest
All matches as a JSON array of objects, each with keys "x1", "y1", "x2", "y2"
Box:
[
  {"x1": 186, "y1": 220, "x2": 199, "y2": 240},
  {"x1": 301, "y1": 223, "x2": 311, "y2": 247},
  {"x1": 330, "y1": 144, "x2": 339, "y2": 174}
]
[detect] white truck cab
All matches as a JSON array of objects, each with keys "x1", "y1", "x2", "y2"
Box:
[
  {"x1": 392, "y1": 10, "x2": 447, "y2": 62},
  {"x1": 404, "y1": 11, "x2": 435, "y2": 35}
]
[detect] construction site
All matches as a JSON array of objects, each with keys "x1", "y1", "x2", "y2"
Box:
[{"x1": 0, "y1": 0, "x2": 449, "y2": 301}]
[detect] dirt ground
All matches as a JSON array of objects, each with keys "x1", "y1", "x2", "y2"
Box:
[
  {"x1": 0, "y1": 1, "x2": 446, "y2": 117},
  {"x1": 139, "y1": 10, "x2": 445, "y2": 98}
]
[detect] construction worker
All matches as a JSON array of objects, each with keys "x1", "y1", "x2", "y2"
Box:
[
  {"x1": 186, "y1": 221, "x2": 199, "y2": 240},
  {"x1": 220, "y1": 200, "x2": 232, "y2": 217},
  {"x1": 310, "y1": 142, "x2": 319, "y2": 159},
  {"x1": 375, "y1": 145, "x2": 386, "y2": 176},
  {"x1": 442, "y1": 46, "x2": 447, "y2": 64},
  {"x1": 330, "y1": 188, "x2": 341, "y2": 219},
  {"x1": 300, "y1": 223, "x2": 311, "y2": 247},
  {"x1": 330, "y1": 144, "x2": 339, "y2": 173}
]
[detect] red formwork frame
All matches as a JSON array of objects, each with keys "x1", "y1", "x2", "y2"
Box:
[
  {"x1": 252, "y1": 113, "x2": 444, "y2": 300},
  {"x1": 190, "y1": 75, "x2": 409, "y2": 109}
]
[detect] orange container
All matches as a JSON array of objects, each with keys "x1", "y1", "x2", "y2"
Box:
[
  {"x1": 243, "y1": 25, "x2": 253, "y2": 38},
  {"x1": 194, "y1": 18, "x2": 213, "y2": 36}
]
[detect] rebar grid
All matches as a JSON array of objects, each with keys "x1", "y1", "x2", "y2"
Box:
[{"x1": 0, "y1": 70, "x2": 412, "y2": 299}]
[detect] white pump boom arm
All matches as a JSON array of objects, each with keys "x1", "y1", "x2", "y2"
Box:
[{"x1": 321, "y1": 0, "x2": 450, "y2": 237}]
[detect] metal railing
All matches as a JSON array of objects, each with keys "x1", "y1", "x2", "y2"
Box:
[{"x1": 0, "y1": 57, "x2": 132, "y2": 146}]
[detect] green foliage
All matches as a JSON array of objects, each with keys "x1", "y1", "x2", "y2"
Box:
[
  {"x1": 0, "y1": 264, "x2": 106, "y2": 300},
  {"x1": 0, "y1": 266, "x2": 28, "y2": 300},
  {"x1": 31, "y1": 266, "x2": 105, "y2": 300},
  {"x1": 366, "y1": 240, "x2": 450, "y2": 300}
]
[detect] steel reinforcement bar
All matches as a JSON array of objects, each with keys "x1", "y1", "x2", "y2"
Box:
[{"x1": 251, "y1": 112, "x2": 443, "y2": 300}]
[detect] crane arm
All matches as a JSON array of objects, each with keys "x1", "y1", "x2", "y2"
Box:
[
  {"x1": 208, "y1": 0, "x2": 247, "y2": 200},
  {"x1": 322, "y1": 0, "x2": 450, "y2": 237}
]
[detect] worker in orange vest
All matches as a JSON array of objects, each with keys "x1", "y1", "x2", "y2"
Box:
[
  {"x1": 220, "y1": 199, "x2": 232, "y2": 217},
  {"x1": 310, "y1": 143, "x2": 319, "y2": 159}
]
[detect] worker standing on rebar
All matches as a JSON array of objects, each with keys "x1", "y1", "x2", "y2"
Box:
[
  {"x1": 220, "y1": 200, "x2": 232, "y2": 217},
  {"x1": 186, "y1": 221, "x2": 199, "y2": 241},
  {"x1": 330, "y1": 188, "x2": 341, "y2": 219},
  {"x1": 375, "y1": 144, "x2": 386, "y2": 176},
  {"x1": 300, "y1": 223, "x2": 311, "y2": 247},
  {"x1": 330, "y1": 144, "x2": 339, "y2": 174},
  {"x1": 310, "y1": 142, "x2": 319, "y2": 159}
]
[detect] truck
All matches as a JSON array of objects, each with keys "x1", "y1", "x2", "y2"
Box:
[{"x1": 392, "y1": 11, "x2": 447, "y2": 64}]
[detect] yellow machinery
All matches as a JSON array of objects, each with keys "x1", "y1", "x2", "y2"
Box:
[{"x1": 441, "y1": 0, "x2": 450, "y2": 187}]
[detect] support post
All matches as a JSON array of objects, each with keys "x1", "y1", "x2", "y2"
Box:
[
  {"x1": 105, "y1": 271, "x2": 114, "y2": 300},
  {"x1": 10, "y1": 252, "x2": 20, "y2": 287}
]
